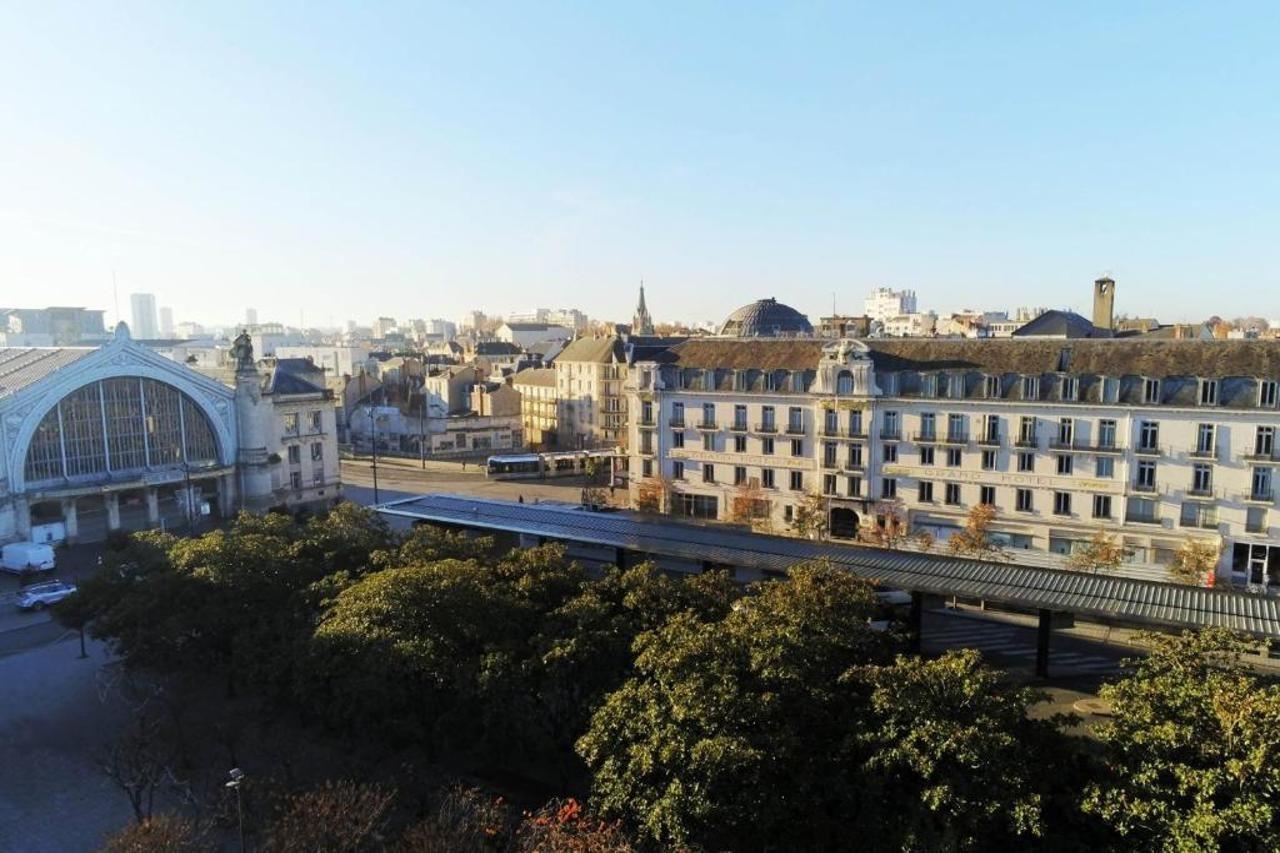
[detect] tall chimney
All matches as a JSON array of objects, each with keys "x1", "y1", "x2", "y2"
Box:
[{"x1": 1092, "y1": 277, "x2": 1115, "y2": 332}]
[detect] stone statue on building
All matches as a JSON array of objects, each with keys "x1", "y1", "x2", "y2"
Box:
[{"x1": 231, "y1": 330, "x2": 255, "y2": 372}]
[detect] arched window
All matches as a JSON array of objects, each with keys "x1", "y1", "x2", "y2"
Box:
[
  {"x1": 836, "y1": 370, "x2": 855, "y2": 395},
  {"x1": 24, "y1": 378, "x2": 220, "y2": 485}
]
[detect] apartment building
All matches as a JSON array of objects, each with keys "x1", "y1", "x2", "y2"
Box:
[
  {"x1": 512, "y1": 367, "x2": 558, "y2": 449},
  {"x1": 555, "y1": 336, "x2": 628, "y2": 448},
  {"x1": 626, "y1": 336, "x2": 1280, "y2": 592}
]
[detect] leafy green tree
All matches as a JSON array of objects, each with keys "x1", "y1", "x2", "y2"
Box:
[
  {"x1": 530, "y1": 565, "x2": 736, "y2": 781},
  {"x1": 577, "y1": 562, "x2": 889, "y2": 850},
  {"x1": 850, "y1": 650, "x2": 1056, "y2": 850},
  {"x1": 1084, "y1": 628, "x2": 1280, "y2": 850}
]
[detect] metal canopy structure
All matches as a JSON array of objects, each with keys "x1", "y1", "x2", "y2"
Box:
[{"x1": 377, "y1": 494, "x2": 1280, "y2": 638}]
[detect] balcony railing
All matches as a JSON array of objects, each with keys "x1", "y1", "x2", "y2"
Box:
[
  {"x1": 911, "y1": 432, "x2": 939, "y2": 443},
  {"x1": 822, "y1": 458, "x2": 839, "y2": 470},
  {"x1": 842, "y1": 459, "x2": 865, "y2": 471},
  {"x1": 1131, "y1": 481, "x2": 1158, "y2": 494},
  {"x1": 1188, "y1": 446, "x2": 1217, "y2": 460},
  {"x1": 880, "y1": 429, "x2": 901, "y2": 441},
  {"x1": 1185, "y1": 486, "x2": 1217, "y2": 498},
  {"x1": 1247, "y1": 522, "x2": 1270, "y2": 535},
  {"x1": 1248, "y1": 491, "x2": 1275, "y2": 503},
  {"x1": 696, "y1": 420, "x2": 718, "y2": 430},
  {"x1": 1180, "y1": 515, "x2": 1219, "y2": 530},
  {"x1": 976, "y1": 433, "x2": 1001, "y2": 446},
  {"x1": 785, "y1": 423, "x2": 806, "y2": 435},
  {"x1": 729, "y1": 421, "x2": 749, "y2": 433},
  {"x1": 1126, "y1": 513, "x2": 1162, "y2": 525},
  {"x1": 1014, "y1": 435, "x2": 1039, "y2": 448},
  {"x1": 754, "y1": 422, "x2": 778, "y2": 434},
  {"x1": 1134, "y1": 443, "x2": 1163, "y2": 457},
  {"x1": 1048, "y1": 438, "x2": 1088, "y2": 451},
  {"x1": 846, "y1": 427, "x2": 868, "y2": 439},
  {"x1": 637, "y1": 415, "x2": 656, "y2": 427},
  {"x1": 1093, "y1": 441, "x2": 1124, "y2": 454},
  {"x1": 944, "y1": 432, "x2": 969, "y2": 444},
  {"x1": 668, "y1": 417, "x2": 686, "y2": 428},
  {"x1": 1243, "y1": 449, "x2": 1279, "y2": 462}
]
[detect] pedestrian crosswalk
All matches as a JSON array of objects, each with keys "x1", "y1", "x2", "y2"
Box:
[{"x1": 922, "y1": 612, "x2": 1123, "y2": 676}]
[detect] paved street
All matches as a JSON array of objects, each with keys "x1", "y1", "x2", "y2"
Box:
[{"x1": 340, "y1": 457, "x2": 620, "y2": 508}]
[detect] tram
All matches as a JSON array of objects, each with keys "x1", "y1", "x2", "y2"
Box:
[{"x1": 485, "y1": 449, "x2": 621, "y2": 481}]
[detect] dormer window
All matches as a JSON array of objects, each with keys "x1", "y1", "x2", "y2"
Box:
[
  {"x1": 733, "y1": 370, "x2": 746, "y2": 391},
  {"x1": 1060, "y1": 376, "x2": 1078, "y2": 401},
  {"x1": 1261, "y1": 380, "x2": 1278, "y2": 408},
  {"x1": 922, "y1": 374, "x2": 937, "y2": 397},
  {"x1": 984, "y1": 375, "x2": 1001, "y2": 398},
  {"x1": 792, "y1": 371, "x2": 806, "y2": 392},
  {"x1": 1198, "y1": 379, "x2": 1218, "y2": 406},
  {"x1": 764, "y1": 371, "x2": 777, "y2": 392},
  {"x1": 949, "y1": 374, "x2": 965, "y2": 399},
  {"x1": 1021, "y1": 375, "x2": 1040, "y2": 400},
  {"x1": 836, "y1": 372, "x2": 854, "y2": 395},
  {"x1": 1101, "y1": 377, "x2": 1119, "y2": 404},
  {"x1": 1143, "y1": 378, "x2": 1161, "y2": 404},
  {"x1": 881, "y1": 373, "x2": 899, "y2": 395}
]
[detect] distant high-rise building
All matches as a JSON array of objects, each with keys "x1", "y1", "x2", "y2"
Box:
[
  {"x1": 372, "y1": 317, "x2": 397, "y2": 339},
  {"x1": 864, "y1": 287, "x2": 918, "y2": 323},
  {"x1": 159, "y1": 306, "x2": 174, "y2": 337},
  {"x1": 631, "y1": 282, "x2": 654, "y2": 336},
  {"x1": 130, "y1": 293, "x2": 159, "y2": 339},
  {"x1": 245, "y1": 307, "x2": 259, "y2": 327}
]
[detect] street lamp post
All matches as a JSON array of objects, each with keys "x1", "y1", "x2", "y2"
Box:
[
  {"x1": 369, "y1": 406, "x2": 379, "y2": 504},
  {"x1": 226, "y1": 767, "x2": 246, "y2": 852},
  {"x1": 419, "y1": 389, "x2": 426, "y2": 470}
]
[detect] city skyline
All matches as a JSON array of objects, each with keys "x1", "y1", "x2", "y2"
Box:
[{"x1": 4, "y1": 4, "x2": 1280, "y2": 325}]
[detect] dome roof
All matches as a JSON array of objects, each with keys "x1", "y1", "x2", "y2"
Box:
[{"x1": 718, "y1": 298, "x2": 814, "y2": 338}]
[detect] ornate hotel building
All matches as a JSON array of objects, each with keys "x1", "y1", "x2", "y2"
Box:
[{"x1": 626, "y1": 328, "x2": 1280, "y2": 592}]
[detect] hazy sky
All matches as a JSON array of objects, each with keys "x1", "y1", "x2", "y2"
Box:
[{"x1": 3, "y1": 3, "x2": 1279, "y2": 328}]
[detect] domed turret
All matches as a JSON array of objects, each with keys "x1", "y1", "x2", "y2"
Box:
[{"x1": 718, "y1": 298, "x2": 814, "y2": 337}]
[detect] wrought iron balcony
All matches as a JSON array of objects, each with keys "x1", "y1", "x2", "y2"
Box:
[{"x1": 754, "y1": 422, "x2": 778, "y2": 434}]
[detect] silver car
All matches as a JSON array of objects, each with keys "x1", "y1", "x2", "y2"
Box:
[{"x1": 16, "y1": 581, "x2": 77, "y2": 611}]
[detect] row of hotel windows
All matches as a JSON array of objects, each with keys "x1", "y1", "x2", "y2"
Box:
[
  {"x1": 907, "y1": 374, "x2": 1278, "y2": 406},
  {"x1": 649, "y1": 403, "x2": 1280, "y2": 461},
  {"x1": 651, "y1": 424, "x2": 1273, "y2": 496}
]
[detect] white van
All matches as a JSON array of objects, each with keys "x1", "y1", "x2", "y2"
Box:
[{"x1": 1, "y1": 542, "x2": 57, "y2": 574}]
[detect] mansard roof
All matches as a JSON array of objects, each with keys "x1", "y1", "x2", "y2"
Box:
[
  {"x1": 863, "y1": 339, "x2": 1280, "y2": 380},
  {"x1": 661, "y1": 338, "x2": 826, "y2": 370}
]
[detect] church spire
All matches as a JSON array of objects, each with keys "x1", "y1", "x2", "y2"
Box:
[{"x1": 631, "y1": 280, "x2": 654, "y2": 336}]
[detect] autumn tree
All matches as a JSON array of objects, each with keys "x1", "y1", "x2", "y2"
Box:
[
  {"x1": 858, "y1": 498, "x2": 919, "y2": 550},
  {"x1": 261, "y1": 781, "x2": 396, "y2": 853},
  {"x1": 1168, "y1": 538, "x2": 1221, "y2": 585},
  {"x1": 947, "y1": 502, "x2": 1005, "y2": 560},
  {"x1": 727, "y1": 478, "x2": 769, "y2": 527},
  {"x1": 1068, "y1": 530, "x2": 1128, "y2": 574},
  {"x1": 1084, "y1": 629, "x2": 1280, "y2": 850},
  {"x1": 789, "y1": 492, "x2": 829, "y2": 540},
  {"x1": 101, "y1": 813, "x2": 204, "y2": 853}
]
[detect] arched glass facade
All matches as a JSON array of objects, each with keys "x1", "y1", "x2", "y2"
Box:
[{"x1": 24, "y1": 378, "x2": 221, "y2": 485}]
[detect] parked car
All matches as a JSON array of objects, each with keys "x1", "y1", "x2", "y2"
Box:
[{"x1": 15, "y1": 581, "x2": 77, "y2": 611}]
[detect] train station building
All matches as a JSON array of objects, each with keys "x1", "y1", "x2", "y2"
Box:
[{"x1": 0, "y1": 324, "x2": 341, "y2": 544}]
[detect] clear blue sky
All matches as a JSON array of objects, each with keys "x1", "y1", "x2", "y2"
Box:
[{"x1": 3, "y1": 2, "x2": 1278, "y2": 328}]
